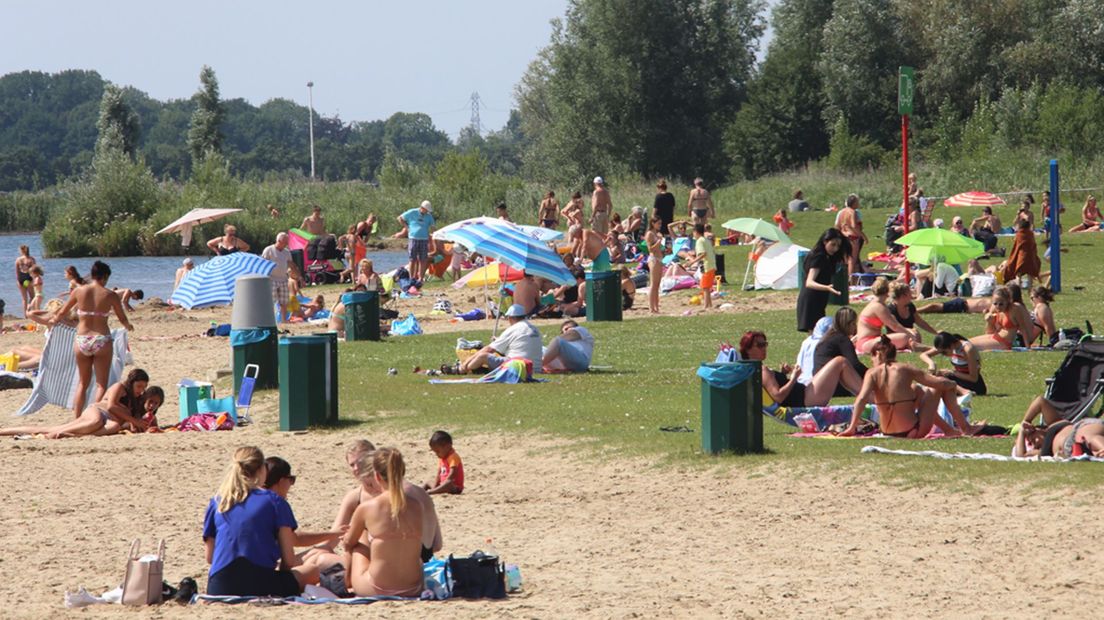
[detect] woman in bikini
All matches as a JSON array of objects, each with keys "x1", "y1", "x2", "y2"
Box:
[
  {"x1": 1067, "y1": 195, "x2": 1102, "y2": 233},
  {"x1": 740, "y1": 330, "x2": 864, "y2": 407},
  {"x1": 839, "y1": 336, "x2": 982, "y2": 438},
  {"x1": 918, "y1": 332, "x2": 987, "y2": 396},
  {"x1": 561, "y1": 192, "x2": 584, "y2": 228},
  {"x1": 538, "y1": 191, "x2": 560, "y2": 229},
  {"x1": 970, "y1": 286, "x2": 1033, "y2": 351},
  {"x1": 62, "y1": 265, "x2": 85, "y2": 296},
  {"x1": 206, "y1": 224, "x2": 250, "y2": 256},
  {"x1": 644, "y1": 217, "x2": 665, "y2": 314},
  {"x1": 27, "y1": 266, "x2": 45, "y2": 312},
  {"x1": 342, "y1": 447, "x2": 426, "y2": 598},
  {"x1": 686, "y1": 178, "x2": 714, "y2": 227},
  {"x1": 52, "y1": 261, "x2": 133, "y2": 418},
  {"x1": 0, "y1": 370, "x2": 158, "y2": 438},
  {"x1": 14, "y1": 244, "x2": 36, "y2": 313},
  {"x1": 1029, "y1": 286, "x2": 1057, "y2": 345},
  {"x1": 1014, "y1": 419, "x2": 1104, "y2": 458},
  {"x1": 853, "y1": 278, "x2": 919, "y2": 354}
]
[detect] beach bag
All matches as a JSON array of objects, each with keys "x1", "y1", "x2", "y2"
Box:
[
  {"x1": 446, "y1": 552, "x2": 506, "y2": 599},
  {"x1": 390, "y1": 313, "x2": 423, "y2": 336},
  {"x1": 122, "y1": 539, "x2": 165, "y2": 606}
]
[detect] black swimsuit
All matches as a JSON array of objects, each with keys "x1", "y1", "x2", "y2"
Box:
[{"x1": 771, "y1": 370, "x2": 806, "y2": 407}]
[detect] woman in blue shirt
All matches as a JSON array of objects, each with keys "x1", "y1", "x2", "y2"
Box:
[{"x1": 202, "y1": 446, "x2": 319, "y2": 596}]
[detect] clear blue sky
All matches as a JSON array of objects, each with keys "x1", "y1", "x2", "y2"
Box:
[{"x1": 2, "y1": 0, "x2": 774, "y2": 138}]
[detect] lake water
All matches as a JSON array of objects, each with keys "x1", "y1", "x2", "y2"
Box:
[{"x1": 0, "y1": 233, "x2": 408, "y2": 311}]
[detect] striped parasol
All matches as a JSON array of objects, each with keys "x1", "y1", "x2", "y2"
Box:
[
  {"x1": 434, "y1": 219, "x2": 574, "y2": 285},
  {"x1": 943, "y1": 191, "x2": 1006, "y2": 207},
  {"x1": 171, "y1": 253, "x2": 275, "y2": 309}
]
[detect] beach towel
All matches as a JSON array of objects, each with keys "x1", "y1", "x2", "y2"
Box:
[
  {"x1": 15, "y1": 325, "x2": 128, "y2": 416},
  {"x1": 429, "y1": 359, "x2": 548, "y2": 384},
  {"x1": 762, "y1": 400, "x2": 867, "y2": 431},
  {"x1": 861, "y1": 445, "x2": 1104, "y2": 462}
]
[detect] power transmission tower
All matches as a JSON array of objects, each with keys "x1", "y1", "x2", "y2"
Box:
[{"x1": 469, "y1": 92, "x2": 483, "y2": 136}]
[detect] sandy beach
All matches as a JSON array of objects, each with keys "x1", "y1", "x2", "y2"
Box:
[{"x1": 0, "y1": 287, "x2": 1101, "y2": 619}]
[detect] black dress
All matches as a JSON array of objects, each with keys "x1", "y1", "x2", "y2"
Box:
[
  {"x1": 796, "y1": 252, "x2": 834, "y2": 332},
  {"x1": 652, "y1": 192, "x2": 676, "y2": 234}
]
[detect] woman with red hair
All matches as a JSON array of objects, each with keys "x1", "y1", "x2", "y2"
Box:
[{"x1": 739, "y1": 330, "x2": 863, "y2": 407}]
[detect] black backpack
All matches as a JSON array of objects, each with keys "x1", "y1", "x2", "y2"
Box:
[{"x1": 319, "y1": 235, "x2": 338, "y2": 259}]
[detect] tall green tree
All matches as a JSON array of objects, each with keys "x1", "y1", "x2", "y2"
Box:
[
  {"x1": 187, "y1": 65, "x2": 224, "y2": 164},
  {"x1": 727, "y1": 0, "x2": 834, "y2": 178},
  {"x1": 94, "y1": 84, "x2": 140, "y2": 159},
  {"x1": 818, "y1": 0, "x2": 903, "y2": 148},
  {"x1": 517, "y1": 0, "x2": 765, "y2": 184}
]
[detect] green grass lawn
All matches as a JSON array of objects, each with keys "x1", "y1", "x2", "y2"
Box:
[{"x1": 322, "y1": 207, "x2": 1104, "y2": 491}]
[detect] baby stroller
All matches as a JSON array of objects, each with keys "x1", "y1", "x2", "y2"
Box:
[{"x1": 1043, "y1": 336, "x2": 1104, "y2": 422}]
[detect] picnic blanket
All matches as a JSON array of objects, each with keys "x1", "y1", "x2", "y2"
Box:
[
  {"x1": 429, "y1": 358, "x2": 547, "y2": 384},
  {"x1": 15, "y1": 325, "x2": 128, "y2": 416},
  {"x1": 861, "y1": 445, "x2": 1104, "y2": 462}
]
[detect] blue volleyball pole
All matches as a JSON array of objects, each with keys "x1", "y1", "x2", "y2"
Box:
[{"x1": 1049, "y1": 159, "x2": 1061, "y2": 293}]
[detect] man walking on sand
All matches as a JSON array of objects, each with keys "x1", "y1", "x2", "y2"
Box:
[
  {"x1": 398, "y1": 200, "x2": 436, "y2": 284},
  {"x1": 262, "y1": 232, "x2": 293, "y2": 321},
  {"x1": 590, "y1": 176, "x2": 612, "y2": 235}
]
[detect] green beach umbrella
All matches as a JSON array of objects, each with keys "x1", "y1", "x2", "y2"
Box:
[
  {"x1": 721, "y1": 217, "x2": 791, "y2": 243},
  {"x1": 896, "y1": 228, "x2": 985, "y2": 265}
]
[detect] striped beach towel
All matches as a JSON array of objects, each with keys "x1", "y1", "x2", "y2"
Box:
[{"x1": 14, "y1": 324, "x2": 128, "y2": 416}]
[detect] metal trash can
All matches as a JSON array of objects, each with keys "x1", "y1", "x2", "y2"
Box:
[
  {"x1": 278, "y1": 335, "x2": 330, "y2": 430},
  {"x1": 797, "y1": 250, "x2": 849, "y2": 306},
  {"x1": 698, "y1": 361, "x2": 763, "y2": 454},
  {"x1": 585, "y1": 271, "x2": 623, "y2": 322},
  {"x1": 231, "y1": 328, "x2": 278, "y2": 395},
  {"x1": 343, "y1": 291, "x2": 380, "y2": 341},
  {"x1": 315, "y1": 331, "x2": 339, "y2": 424}
]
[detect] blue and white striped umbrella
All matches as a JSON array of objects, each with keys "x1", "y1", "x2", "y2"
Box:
[
  {"x1": 172, "y1": 252, "x2": 275, "y2": 309},
  {"x1": 434, "y1": 219, "x2": 574, "y2": 285}
]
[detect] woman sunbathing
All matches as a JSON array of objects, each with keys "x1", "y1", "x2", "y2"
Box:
[
  {"x1": 917, "y1": 296, "x2": 991, "y2": 315},
  {"x1": 0, "y1": 370, "x2": 158, "y2": 439},
  {"x1": 918, "y1": 332, "x2": 987, "y2": 396},
  {"x1": 1067, "y1": 195, "x2": 1102, "y2": 233},
  {"x1": 740, "y1": 330, "x2": 863, "y2": 407},
  {"x1": 853, "y1": 278, "x2": 919, "y2": 354},
  {"x1": 838, "y1": 336, "x2": 983, "y2": 438},
  {"x1": 342, "y1": 447, "x2": 425, "y2": 597},
  {"x1": 1014, "y1": 419, "x2": 1104, "y2": 458},
  {"x1": 969, "y1": 287, "x2": 1033, "y2": 351},
  {"x1": 1029, "y1": 286, "x2": 1057, "y2": 345}
]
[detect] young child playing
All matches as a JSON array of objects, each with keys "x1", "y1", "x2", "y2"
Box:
[
  {"x1": 687, "y1": 224, "x2": 716, "y2": 310},
  {"x1": 423, "y1": 430, "x2": 464, "y2": 495}
]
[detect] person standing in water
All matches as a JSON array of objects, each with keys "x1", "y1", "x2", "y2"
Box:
[{"x1": 14, "y1": 244, "x2": 36, "y2": 314}]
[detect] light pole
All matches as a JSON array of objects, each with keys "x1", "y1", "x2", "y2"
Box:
[{"x1": 306, "y1": 81, "x2": 316, "y2": 180}]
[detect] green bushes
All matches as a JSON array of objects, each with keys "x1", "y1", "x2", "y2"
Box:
[{"x1": 0, "y1": 190, "x2": 58, "y2": 232}]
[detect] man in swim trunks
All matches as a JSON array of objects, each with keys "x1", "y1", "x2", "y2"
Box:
[
  {"x1": 590, "y1": 177, "x2": 612, "y2": 235},
  {"x1": 301, "y1": 205, "x2": 327, "y2": 236},
  {"x1": 835, "y1": 194, "x2": 866, "y2": 275}
]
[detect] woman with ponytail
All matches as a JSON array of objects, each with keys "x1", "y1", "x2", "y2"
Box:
[
  {"x1": 839, "y1": 336, "x2": 983, "y2": 438},
  {"x1": 342, "y1": 447, "x2": 425, "y2": 597},
  {"x1": 202, "y1": 446, "x2": 319, "y2": 596}
]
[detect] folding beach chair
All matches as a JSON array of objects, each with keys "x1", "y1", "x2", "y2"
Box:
[
  {"x1": 235, "y1": 364, "x2": 259, "y2": 425},
  {"x1": 1043, "y1": 336, "x2": 1104, "y2": 422}
]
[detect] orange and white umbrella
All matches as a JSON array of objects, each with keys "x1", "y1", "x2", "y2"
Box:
[
  {"x1": 942, "y1": 191, "x2": 1006, "y2": 207},
  {"x1": 156, "y1": 208, "x2": 242, "y2": 246}
]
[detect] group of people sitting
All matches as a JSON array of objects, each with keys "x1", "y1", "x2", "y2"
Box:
[
  {"x1": 457, "y1": 305, "x2": 595, "y2": 375},
  {"x1": 203, "y1": 433, "x2": 463, "y2": 598}
]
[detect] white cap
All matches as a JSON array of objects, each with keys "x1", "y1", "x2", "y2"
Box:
[
  {"x1": 504, "y1": 303, "x2": 527, "y2": 317},
  {"x1": 183, "y1": 257, "x2": 194, "y2": 265},
  {"x1": 933, "y1": 218, "x2": 944, "y2": 228},
  {"x1": 593, "y1": 176, "x2": 604, "y2": 185},
  {"x1": 420, "y1": 200, "x2": 432, "y2": 212}
]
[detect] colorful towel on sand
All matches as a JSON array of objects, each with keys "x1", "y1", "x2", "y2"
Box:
[
  {"x1": 195, "y1": 594, "x2": 413, "y2": 605},
  {"x1": 429, "y1": 358, "x2": 547, "y2": 384},
  {"x1": 176, "y1": 413, "x2": 235, "y2": 432},
  {"x1": 861, "y1": 445, "x2": 1104, "y2": 462},
  {"x1": 762, "y1": 398, "x2": 872, "y2": 431}
]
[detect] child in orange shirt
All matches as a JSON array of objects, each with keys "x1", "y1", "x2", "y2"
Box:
[{"x1": 423, "y1": 430, "x2": 464, "y2": 495}]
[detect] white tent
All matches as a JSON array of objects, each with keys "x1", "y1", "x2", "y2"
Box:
[{"x1": 754, "y1": 242, "x2": 809, "y2": 290}]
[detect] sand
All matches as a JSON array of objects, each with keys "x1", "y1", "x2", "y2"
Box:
[{"x1": 0, "y1": 289, "x2": 1100, "y2": 618}]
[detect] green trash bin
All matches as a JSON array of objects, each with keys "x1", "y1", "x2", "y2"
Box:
[
  {"x1": 231, "y1": 328, "x2": 278, "y2": 395},
  {"x1": 343, "y1": 291, "x2": 380, "y2": 341},
  {"x1": 315, "y1": 331, "x2": 340, "y2": 424},
  {"x1": 278, "y1": 335, "x2": 329, "y2": 430},
  {"x1": 699, "y1": 361, "x2": 763, "y2": 454},
  {"x1": 797, "y1": 250, "x2": 849, "y2": 306},
  {"x1": 585, "y1": 271, "x2": 622, "y2": 322}
]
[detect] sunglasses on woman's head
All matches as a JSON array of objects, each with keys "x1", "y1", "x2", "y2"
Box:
[{"x1": 754, "y1": 340, "x2": 768, "y2": 348}]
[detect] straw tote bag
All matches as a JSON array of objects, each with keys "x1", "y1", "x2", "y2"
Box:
[{"x1": 122, "y1": 539, "x2": 165, "y2": 605}]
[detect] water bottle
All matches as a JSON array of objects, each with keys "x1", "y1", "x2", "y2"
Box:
[{"x1": 484, "y1": 537, "x2": 498, "y2": 559}]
